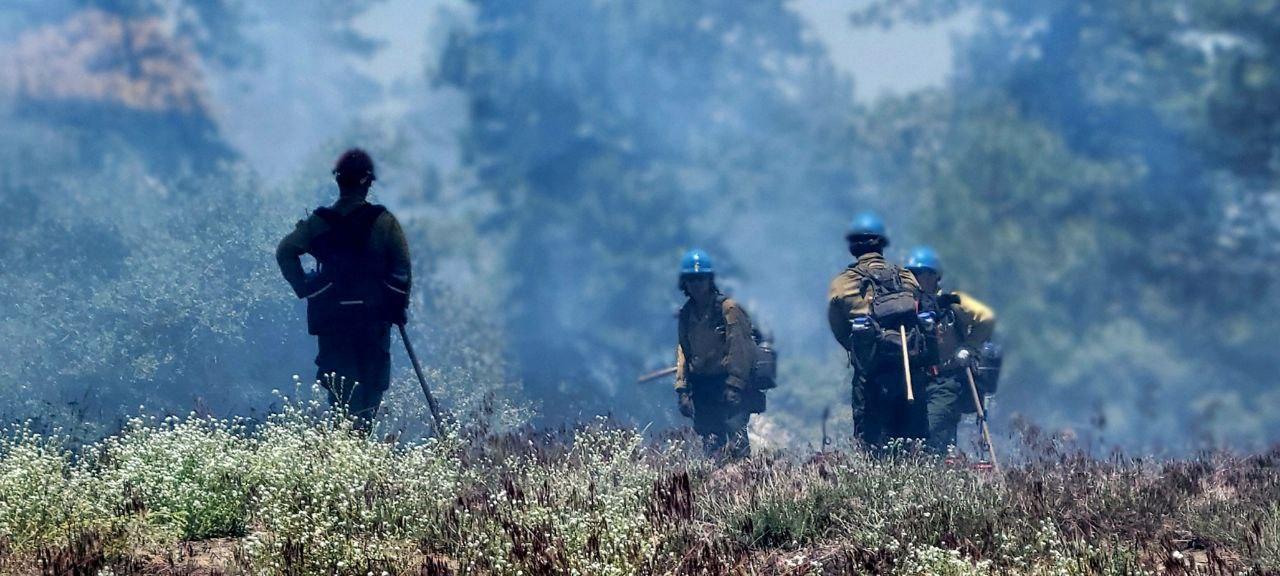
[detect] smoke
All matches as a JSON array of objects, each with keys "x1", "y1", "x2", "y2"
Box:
[{"x1": 2, "y1": 0, "x2": 1279, "y2": 454}]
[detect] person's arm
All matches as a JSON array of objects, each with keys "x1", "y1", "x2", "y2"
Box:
[
  {"x1": 827, "y1": 273, "x2": 860, "y2": 351},
  {"x1": 381, "y1": 213, "x2": 412, "y2": 296},
  {"x1": 722, "y1": 300, "x2": 755, "y2": 391},
  {"x1": 673, "y1": 309, "x2": 696, "y2": 417},
  {"x1": 674, "y1": 306, "x2": 690, "y2": 391},
  {"x1": 275, "y1": 219, "x2": 313, "y2": 298},
  {"x1": 674, "y1": 344, "x2": 688, "y2": 392}
]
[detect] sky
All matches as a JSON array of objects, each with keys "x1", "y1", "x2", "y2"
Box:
[{"x1": 789, "y1": 0, "x2": 974, "y2": 101}]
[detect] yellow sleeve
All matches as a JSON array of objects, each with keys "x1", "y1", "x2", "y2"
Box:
[
  {"x1": 674, "y1": 305, "x2": 689, "y2": 391},
  {"x1": 827, "y1": 271, "x2": 862, "y2": 351},
  {"x1": 674, "y1": 345, "x2": 688, "y2": 392},
  {"x1": 955, "y1": 291, "x2": 996, "y2": 348},
  {"x1": 721, "y1": 300, "x2": 755, "y2": 390}
]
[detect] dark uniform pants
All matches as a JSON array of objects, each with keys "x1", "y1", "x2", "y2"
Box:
[
  {"x1": 689, "y1": 376, "x2": 751, "y2": 460},
  {"x1": 925, "y1": 374, "x2": 964, "y2": 455},
  {"x1": 315, "y1": 322, "x2": 391, "y2": 429},
  {"x1": 852, "y1": 367, "x2": 928, "y2": 451}
]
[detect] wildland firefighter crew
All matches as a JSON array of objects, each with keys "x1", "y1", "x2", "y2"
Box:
[
  {"x1": 276, "y1": 149, "x2": 412, "y2": 429},
  {"x1": 827, "y1": 212, "x2": 929, "y2": 449},
  {"x1": 905, "y1": 246, "x2": 1002, "y2": 456},
  {"x1": 673, "y1": 249, "x2": 772, "y2": 459}
]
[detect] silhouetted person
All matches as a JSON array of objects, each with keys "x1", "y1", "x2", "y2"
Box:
[{"x1": 276, "y1": 148, "x2": 411, "y2": 430}]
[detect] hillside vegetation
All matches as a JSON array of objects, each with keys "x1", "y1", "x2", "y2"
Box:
[{"x1": 1, "y1": 398, "x2": 1277, "y2": 575}]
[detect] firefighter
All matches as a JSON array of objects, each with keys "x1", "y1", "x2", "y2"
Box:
[
  {"x1": 905, "y1": 246, "x2": 997, "y2": 455},
  {"x1": 673, "y1": 249, "x2": 762, "y2": 460},
  {"x1": 276, "y1": 148, "x2": 411, "y2": 430},
  {"x1": 827, "y1": 212, "x2": 927, "y2": 450}
]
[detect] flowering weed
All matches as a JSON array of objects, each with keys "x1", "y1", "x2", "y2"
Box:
[{"x1": 1, "y1": 412, "x2": 1278, "y2": 574}]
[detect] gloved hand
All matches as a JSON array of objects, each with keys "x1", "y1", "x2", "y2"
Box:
[
  {"x1": 387, "y1": 304, "x2": 408, "y2": 326},
  {"x1": 917, "y1": 311, "x2": 937, "y2": 332},
  {"x1": 383, "y1": 278, "x2": 411, "y2": 325},
  {"x1": 722, "y1": 386, "x2": 742, "y2": 408},
  {"x1": 300, "y1": 271, "x2": 331, "y2": 299},
  {"x1": 849, "y1": 316, "x2": 876, "y2": 344},
  {"x1": 954, "y1": 347, "x2": 975, "y2": 368},
  {"x1": 677, "y1": 391, "x2": 695, "y2": 419}
]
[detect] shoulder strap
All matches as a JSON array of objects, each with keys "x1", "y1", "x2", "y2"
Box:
[
  {"x1": 345, "y1": 204, "x2": 388, "y2": 245},
  {"x1": 846, "y1": 262, "x2": 871, "y2": 296},
  {"x1": 716, "y1": 295, "x2": 732, "y2": 330},
  {"x1": 314, "y1": 206, "x2": 340, "y2": 227},
  {"x1": 858, "y1": 265, "x2": 905, "y2": 299}
]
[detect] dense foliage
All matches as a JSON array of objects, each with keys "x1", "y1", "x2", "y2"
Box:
[
  {"x1": 437, "y1": 0, "x2": 858, "y2": 427},
  {"x1": 847, "y1": 0, "x2": 1280, "y2": 449}
]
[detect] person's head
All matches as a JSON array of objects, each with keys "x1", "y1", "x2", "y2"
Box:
[
  {"x1": 845, "y1": 211, "x2": 888, "y2": 257},
  {"x1": 332, "y1": 148, "x2": 377, "y2": 196},
  {"x1": 905, "y1": 245, "x2": 943, "y2": 293},
  {"x1": 678, "y1": 249, "x2": 719, "y2": 302}
]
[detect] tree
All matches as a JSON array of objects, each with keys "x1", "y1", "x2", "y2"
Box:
[
  {"x1": 439, "y1": 0, "x2": 855, "y2": 425},
  {"x1": 849, "y1": 0, "x2": 1280, "y2": 449}
]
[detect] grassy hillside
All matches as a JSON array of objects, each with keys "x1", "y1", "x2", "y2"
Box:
[{"x1": 1, "y1": 396, "x2": 1277, "y2": 575}]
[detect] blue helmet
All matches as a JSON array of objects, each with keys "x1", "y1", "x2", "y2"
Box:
[
  {"x1": 905, "y1": 245, "x2": 943, "y2": 275},
  {"x1": 679, "y1": 249, "x2": 715, "y2": 276},
  {"x1": 845, "y1": 211, "x2": 888, "y2": 244}
]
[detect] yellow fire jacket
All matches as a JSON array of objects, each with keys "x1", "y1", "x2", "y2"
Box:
[{"x1": 674, "y1": 296, "x2": 755, "y2": 392}]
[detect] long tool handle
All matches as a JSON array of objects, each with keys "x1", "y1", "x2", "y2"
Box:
[
  {"x1": 965, "y1": 366, "x2": 1000, "y2": 474},
  {"x1": 899, "y1": 325, "x2": 914, "y2": 402},
  {"x1": 637, "y1": 366, "x2": 678, "y2": 384},
  {"x1": 398, "y1": 323, "x2": 445, "y2": 434},
  {"x1": 821, "y1": 405, "x2": 831, "y2": 452}
]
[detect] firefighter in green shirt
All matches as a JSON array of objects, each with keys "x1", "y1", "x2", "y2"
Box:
[{"x1": 276, "y1": 149, "x2": 412, "y2": 430}]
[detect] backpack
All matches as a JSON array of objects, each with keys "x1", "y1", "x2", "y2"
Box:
[
  {"x1": 751, "y1": 329, "x2": 778, "y2": 391},
  {"x1": 854, "y1": 264, "x2": 927, "y2": 372},
  {"x1": 305, "y1": 203, "x2": 391, "y2": 333}
]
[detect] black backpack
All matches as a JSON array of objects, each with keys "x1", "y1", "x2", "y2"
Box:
[
  {"x1": 306, "y1": 204, "x2": 390, "y2": 333},
  {"x1": 854, "y1": 264, "x2": 928, "y2": 371}
]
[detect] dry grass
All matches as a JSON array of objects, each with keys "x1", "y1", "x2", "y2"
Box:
[{"x1": 2, "y1": 403, "x2": 1279, "y2": 575}]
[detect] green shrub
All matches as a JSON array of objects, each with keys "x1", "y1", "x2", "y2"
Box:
[
  {"x1": 0, "y1": 429, "x2": 85, "y2": 552},
  {"x1": 1, "y1": 410, "x2": 1278, "y2": 574},
  {"x1": 239, "y1": 399, "x2": 466, "y2": 575},
  {"x1": 89, "y1": 415, "x2": 252, "y2": 542}
]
